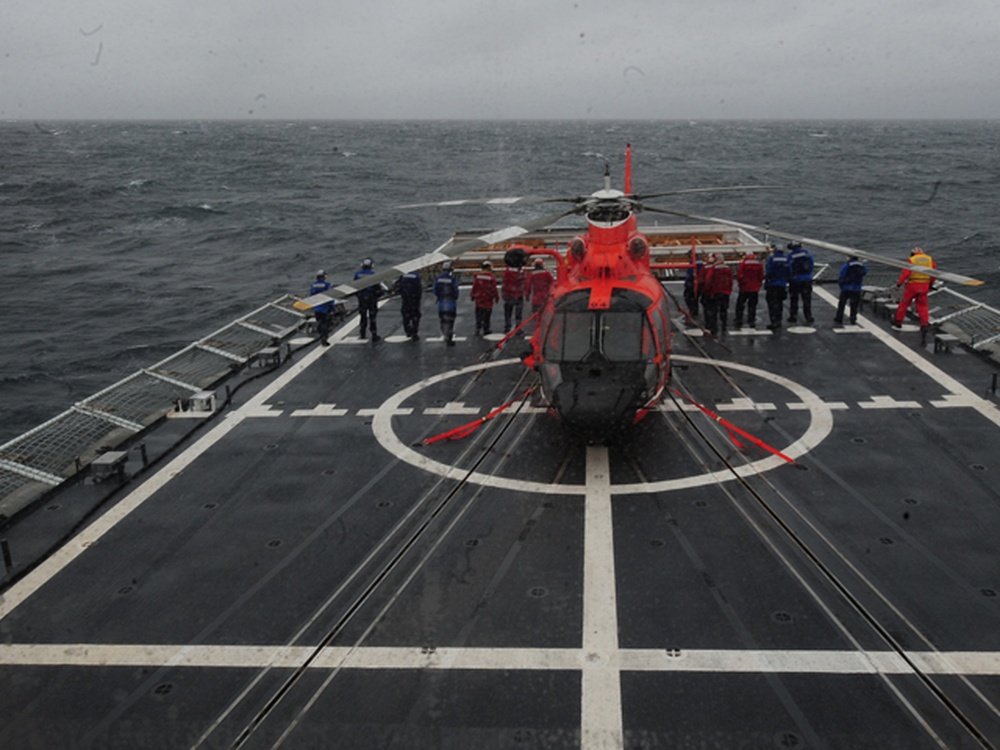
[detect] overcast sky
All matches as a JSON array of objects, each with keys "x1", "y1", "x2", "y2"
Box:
[{"x1": 4, "y1": 0, "x2": 999, "y2": 120}]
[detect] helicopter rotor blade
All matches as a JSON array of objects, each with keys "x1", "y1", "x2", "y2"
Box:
[
  {"x1": 643, "y1": 205, "x2": 985, "y2": 287},
  {"x1": 397, "y1": 195, "x2": 582, "y2": 210},
  {"x1": 293, "y1": 206, "x2": 580, "y2": 311},
  {"x1": 633, "y1": 185, "x2": 782, "y2": 202}
]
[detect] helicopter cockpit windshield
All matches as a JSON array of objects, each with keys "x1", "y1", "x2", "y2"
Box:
[
  {"x1": 538, "y1": 288, "x2": 661, "y2": 435},
  {"x1": 542, "y1": 290, "x2": 651, "y2": 364}
]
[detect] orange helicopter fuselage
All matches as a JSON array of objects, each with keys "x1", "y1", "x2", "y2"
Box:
[{"x1": 525, "y1": 204, "x2": 673, "y2": 439}]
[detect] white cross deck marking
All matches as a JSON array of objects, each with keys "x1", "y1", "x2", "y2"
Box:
[
  {"x1": 788, "y1": 401, "x2": 850, "y2": 411},
  {"x1": 290, "y1": 404, "x2": 349, "y2": 417},
  {"x1": 858, "y1": 395, "x2": 923, "y2": 410},
  {"x1": 239, "y1": 405, "x2": 284, "y2": 418},
  {"x1": 930, "y1": 394, "x2": 987, "y2": 409},
  {"x1": 258, "y1": 398, "x2": 960, "y2": 421},
  {"x1": 717, "y1": 398, "x2": 777, "y2": 412},
  {"x1": 424, "y1": 401, "x2": 481, "y2": 416}
]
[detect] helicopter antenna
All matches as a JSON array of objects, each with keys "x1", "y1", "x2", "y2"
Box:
[{"x1": 624, "y1": 143, "x2": 633, "y2": 194}]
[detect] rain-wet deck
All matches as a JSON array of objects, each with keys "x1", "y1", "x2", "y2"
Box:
[{"x1": 2, "y1": 283, "x2": 1000, "y2": 749}]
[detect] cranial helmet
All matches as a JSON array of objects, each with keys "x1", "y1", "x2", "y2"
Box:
[{"x1": 361, "y1": 258, "x2": 373, "y2": 268}]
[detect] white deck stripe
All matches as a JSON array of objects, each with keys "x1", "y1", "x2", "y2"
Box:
[
  {"x1": 3, "y1": 643, "x2": 999, "y2": 675},
  {"x1": 0, "y1": 322, "x2": 358, "y2": 621},
  {"x1": 815, "y1": 286, "x2": 1000, "y2": 429},
  {"x1": 581, "y1": 446, "x2": 624, "y2": 749}
]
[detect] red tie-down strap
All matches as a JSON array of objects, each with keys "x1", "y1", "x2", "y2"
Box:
[
  {"x1": 420, "y1": 386, "x2": 537, "y2": 446},
  {"x1": 672, "y1": 389, "x2": 801, "y2": 468}
]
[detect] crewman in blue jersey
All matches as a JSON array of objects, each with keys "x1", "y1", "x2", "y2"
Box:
[
  {"x1": 786, "y1": 241, "x2": 815, "y2": 324},
  {"x1": 398, "y1": 268, "x2": 423, "y2": 340},
  {"x1": 354, "y1": 258, "x2": 381, "y2": 343},
  {"x1": 309, "y1": 269, "x2": 333, "y2": 346},
  {"x1": 834, "y1": 256, "x2": 868, "y2": 325},
  {"x1": 764, "y1": 244, "x2": 790, "y2": 330},
  {"x1": 433, "y1": 262, "x2": 460, "y2": 346},
  {"x1": 683, "y1": 257, "x2": 704, "y2": 318}
]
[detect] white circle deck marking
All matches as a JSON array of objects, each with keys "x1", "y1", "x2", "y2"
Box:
[{"x1": 372, "y1": 356, "x2": 834, "y2": 496}]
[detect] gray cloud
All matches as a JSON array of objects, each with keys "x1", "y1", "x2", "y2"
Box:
[{"x1": 4, "y1": 0, "x2": 999, "y2": 120}]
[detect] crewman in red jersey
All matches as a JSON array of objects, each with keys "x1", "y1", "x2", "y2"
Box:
[
  {"x1": 734, "y1": 251, "x2": 765, "y2": 329},
  {"x1": 471, "y1": 260, "x2": 500, "y2": 335},
  {"x1": 893, "y1": 247, "x2": 936, "y2": 332},
  {"x1": 501, "y1": 263, "x2": 526, "y2": 333},
  {"x1": 702, "y1": 253, "x2": 734, "y2": 336},
  {"x1": 527, "y1": 258, "x2": 554, "y2": 317}
]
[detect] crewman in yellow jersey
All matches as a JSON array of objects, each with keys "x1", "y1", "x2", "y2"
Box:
[{"x1": 893, "y1": 247, "x2": 936, "y2": 330}]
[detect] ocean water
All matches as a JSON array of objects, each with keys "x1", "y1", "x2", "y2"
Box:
[{"x1": 2, "y1": 119, "x2": 998, "y2": 444}]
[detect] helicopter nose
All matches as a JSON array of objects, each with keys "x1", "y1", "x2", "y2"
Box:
[{"x1": 549, "y1": 362, "x2": 647, "y2": 438}]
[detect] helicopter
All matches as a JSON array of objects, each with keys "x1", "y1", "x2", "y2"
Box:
[{"x1": 294, "y1": 145, "x2": 984, "y2": 440}]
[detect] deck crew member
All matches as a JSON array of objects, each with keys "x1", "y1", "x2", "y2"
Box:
[
  {"x1": 764, "y1": 244, "x2": 790, "y2": 330},
  {"x1": 501, "y1": 262, "x2": 526, "y2": 333},
  {"x1": 471, "y1": 260, "x2": 500, "y2": 335},
  {"x1": 786, "y1": 241, "x2": 815, "y2": 324},
  {"x1": 398, "y1": 268, "x2": 423, "y2": 340},
  {"x1": 309, "y1": 269, "x2": 333, "y2": 346},
  {"x1": 354, "y1": 258, "x2": 382, "y2": 343},
  {"x1": 893, "y1": 247, "x2": 936, "y2": 331},
  {"x1": 682, "y1": 257, "x2": 704, "y2": 318},
  {"x1": 734, "y1": 251, "x2": 764, "y2": 329},
  {"x1": 434, "y1": 262, "x2": 460, "y2": 346},
  {"x1": 834, "y1": 256, "x2": 868, "y2": 325},
  {"x1": 702, "y1": 254, "x2": 733, "y2": 336},
  {"x1": 527, "y1": 258, "x2": 554, "y2": 318}
]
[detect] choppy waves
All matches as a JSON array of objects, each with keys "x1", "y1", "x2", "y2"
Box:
[{"x1": 1, "y1": 119, "x2": 998, "y2": 443}]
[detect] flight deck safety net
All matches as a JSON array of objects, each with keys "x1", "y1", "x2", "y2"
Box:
[
  {"x1": 860, "y1": 273, "x2": 1000, "y2": 353},
  {"x1": 0, "y1": 296, "x2": 307, "y2": 522}
]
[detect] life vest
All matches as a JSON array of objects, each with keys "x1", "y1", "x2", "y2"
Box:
[{"x1": 904, "y1": 252, "x2": 935, "y2": 284}]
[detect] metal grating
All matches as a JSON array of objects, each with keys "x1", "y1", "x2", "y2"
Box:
[
  {"x1": 863, "y1": 269, "x2": 900, "y2": 291},
  {"x1": 0, "y1": 410, "x2": 130, "y2": 479},
  {"x1": 150, "y1": 347, "x2": 239, "y2": 389},
  {"x1": 201, "y1": 323, "x2": 276, "y2": 361},
  {"x1": 81, "y1": 372, "x2": 199, "y2": 427},
  {"x1": 242, "y1": 300, "x2": 304, "y2": 336},
  {"x1": 862, "y1": 276, "x2": 1000, "y2": 349},
  {"x1": 937, "y1": 304, "x2": 1000, "y2": 346},
  {"x1": 0, "y1": 296, "x2": 307, "y2": 522}
]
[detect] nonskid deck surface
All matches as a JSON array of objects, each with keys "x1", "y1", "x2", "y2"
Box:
[{"x1": 2, "y1": 284, "x2": 1000, "y2": 749}]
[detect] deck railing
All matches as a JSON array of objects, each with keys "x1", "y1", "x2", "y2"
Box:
[{"x1": 0, "y1": 296, "x2": 306, "y2": 523}]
